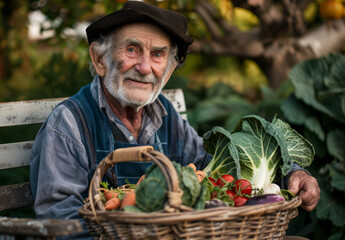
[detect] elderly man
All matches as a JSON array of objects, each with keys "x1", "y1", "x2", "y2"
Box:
[{"x1": 30, "y1": 1, "x2": 320, "y2": 238}]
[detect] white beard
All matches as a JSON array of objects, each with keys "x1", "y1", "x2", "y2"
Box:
[{"x1": 103, "y1": 61, "x2": 170, "y2": 112}]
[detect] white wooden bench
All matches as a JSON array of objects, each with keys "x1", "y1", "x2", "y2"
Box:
[{"x1": 0, "y1": 89, "x2": 186, "y2": 239}]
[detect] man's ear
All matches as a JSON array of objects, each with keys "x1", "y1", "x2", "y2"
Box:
[
  {"x1": 163, "y1": 62, "x2": 177, "y2": 86},
  {"x1": 89, "y1": 42, "x2": 106, "y2": 77}
]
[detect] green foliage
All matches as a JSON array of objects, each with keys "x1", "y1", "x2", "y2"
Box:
[
  {"x1": 325, "y1": 162, "x2": 345, "y2": 192},
  {"x1": 282, "y1": 53, "x2": 345, "y2": 239},
  {"x1": 187, "y1": 80, "x2": 293, "y2": 135},
  {"x1": 289, "y1": 53, "x2": 345, "y2": 124},
  {"x1": 29, "y1": 50, "x2": 91, "y2": 98},
  {"x1": 38, "y1": 1, "x2": 124, "y2": 41},
  {"x1": 317, "y1": 181, "x2": 345, "y2": 227}
]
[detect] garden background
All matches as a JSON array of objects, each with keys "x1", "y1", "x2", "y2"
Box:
[{"x1": 0, "y1": 0, "x2": 345, "y2": 239}]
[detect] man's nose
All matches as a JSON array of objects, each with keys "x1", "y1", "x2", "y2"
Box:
[{"x1": 135, "y1": 54, "x2": 152, "y2": 75}]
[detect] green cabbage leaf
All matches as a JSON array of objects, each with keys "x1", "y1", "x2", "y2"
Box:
[{"x1": 202, "y1": 126, "x2": 240, "y2": 179}]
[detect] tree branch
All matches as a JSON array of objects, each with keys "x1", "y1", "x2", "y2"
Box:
[
  {"x1": 194, "y1": 0, "x2": 223, "y2": 40},
  {"x1": 298, "y1": 19, "x2": 345, "y2": 57},
  {"x1": 192, "y1": 0, "x2": 264, "y2": 57}
]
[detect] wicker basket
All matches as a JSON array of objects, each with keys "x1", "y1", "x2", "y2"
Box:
[{"x1": 79, "y1": 146, "x2": 302, "y2": 240}]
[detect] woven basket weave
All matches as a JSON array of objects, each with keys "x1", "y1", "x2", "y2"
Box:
[{"x1": 79, "y1": 146, "x2": 302, "y2": 240}]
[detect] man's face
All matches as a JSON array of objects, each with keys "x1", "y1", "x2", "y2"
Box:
[{"x1": 103, "y1": 23, "x2": 175, "y2": 110}]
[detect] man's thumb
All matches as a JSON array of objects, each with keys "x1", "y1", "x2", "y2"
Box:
[{"x1": 288, "y1": 177, "x2": 300, "y2": 195}]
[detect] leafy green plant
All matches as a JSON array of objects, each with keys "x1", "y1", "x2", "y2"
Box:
[
  {"x1": 282, "y1": 53, "x2": 345, "y2": 239},
  {"x1": 202, "y1": 115, "x2": 314, "y2": 193},
  {"x1": 187, "y1": 81, "x2": 294, "y2": 135}
]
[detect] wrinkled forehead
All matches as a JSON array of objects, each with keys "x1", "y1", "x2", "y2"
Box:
[{"x1": 113, "y1": 23, "x2": 172, "y2": 47}]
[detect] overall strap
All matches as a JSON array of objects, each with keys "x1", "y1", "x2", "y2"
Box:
[
  {"x1": 61, "y1": 99, "x2": 96, "y2": 165},
  {"x1": 60, "y1": 98, "x2": 117, "y2": 187}
]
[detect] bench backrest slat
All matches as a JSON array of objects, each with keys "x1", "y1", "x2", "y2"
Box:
[
  {"x1": 0, "y1": 141, "x2": 33, "y2": 170},
  {"x1": 0, "y1": 98, "x2": 67, "y2": 127},
  {"x1": 0, "y1": 183, "x2": 33, "y2": 211},
  {"x1": 161, "y1": 89, "x2": 186, "y2": 113}
]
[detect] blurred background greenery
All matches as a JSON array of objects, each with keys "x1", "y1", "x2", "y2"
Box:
[{"x1": 0, "y1": 0, "x2": 345, "y2": 239}]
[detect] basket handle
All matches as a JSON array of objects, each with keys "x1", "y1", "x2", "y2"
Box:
[
  {"x1": 106, "y1": 145, "x2": 154, "y2": 165},
  {"x1": 89, "y1": 146, "x2": 182, "y2": 213}
]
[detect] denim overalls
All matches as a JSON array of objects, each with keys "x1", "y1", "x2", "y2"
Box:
[{"x1": 62, "y1": 84, "x2": 185, "y2": 193}]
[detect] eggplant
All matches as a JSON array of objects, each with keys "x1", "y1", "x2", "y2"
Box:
[
  {"x1": 245, "y1": 194, "x2": 285, "y2": 206},
  {"x1": 204, "y1": 199, "x2": 228, "y2": 209}
]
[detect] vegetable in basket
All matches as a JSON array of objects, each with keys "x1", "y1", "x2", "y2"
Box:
[
  {"x1": 204, "y1": 173, "x2": 253, "y2": 207},
  {"x1": 245, "y1": 194, "x2": 285, "y2": 205},
  {"x1": 202, "y1": 115, "x2": 315, "y2": 198},
  {"x1": 99, "y1": 182, "x2": 137, "y2": 210},
  {"x1": 135, "y1": 161, "x2": 207, "y2": 212}
]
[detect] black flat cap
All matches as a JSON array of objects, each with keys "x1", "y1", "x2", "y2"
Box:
[{"x1": 86, "y1": 1, "x2": 194, "y2": 63}]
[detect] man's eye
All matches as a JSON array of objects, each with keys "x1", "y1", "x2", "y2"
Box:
[
  {"x1": 151, "y1": 51, "x2": 165, "y2": 63},
  {"x1": 152, "y1": 52, "x2": 163, "y2": 58},
  {"x1": 126, "y1": 47, "x2": 137, "y2": 56}
]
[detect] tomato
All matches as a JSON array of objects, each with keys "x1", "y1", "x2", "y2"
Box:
[
  {"x1": 320, "y1": 0, "x2": 344, "y2": 20},
  {"x1": 234, "y1": 196, "x2": 248, "y2": 206},
  {"x1": 216, "y1": 174, "x2": 235, "y2": 188},
  {"x1": 226, "y1": 190, "x2": 236, "y2": 199},
  {"x1": 232, "y1": 179, "x2": 252, "y2": 195},
  {"x1": 208, "y1": 177, "x2": 218, "y2": 186}
]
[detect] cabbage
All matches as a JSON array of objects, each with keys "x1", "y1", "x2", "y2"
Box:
[
  {"x1": 203, "y1": 115, "x2": 315, "y2": 191},
  {"x1": 135, "y1": 161, "x2": 206, "y2": 212}
]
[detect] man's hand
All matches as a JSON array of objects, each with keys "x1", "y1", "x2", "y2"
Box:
[{"x1": 288, "y1": 170, "x2": 320, "y2": 211}]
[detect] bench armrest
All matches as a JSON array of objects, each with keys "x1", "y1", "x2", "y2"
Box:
[{"x1": 0, "y1": 217, "x2": 83, "y2": 238}]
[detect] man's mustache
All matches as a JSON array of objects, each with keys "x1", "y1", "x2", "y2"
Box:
[{"x1": 122, "y1": 68, "x2": 157, "y2": 84}]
